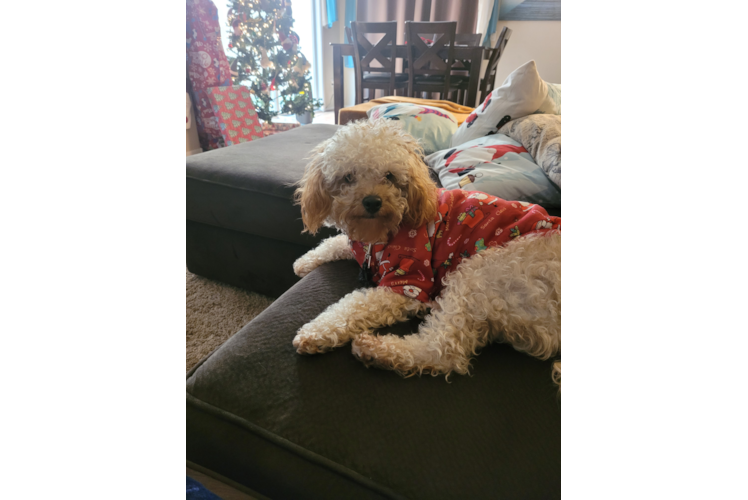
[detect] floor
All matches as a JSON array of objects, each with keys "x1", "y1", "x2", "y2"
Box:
[
  {"x1": 186, "y1": 269, "x2": 274, "y2": 372},
  {"x1": 187, "y1": 466, "x2": 264, "y2": 500}
]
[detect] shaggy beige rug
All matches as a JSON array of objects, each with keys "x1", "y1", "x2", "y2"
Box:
[{"x1": 186, "y1": 269, "x2": 274, "y2": 372}]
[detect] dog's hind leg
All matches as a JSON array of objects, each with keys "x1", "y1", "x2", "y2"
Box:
[
  {"x1": 353, "y1": 233, "x2": 562, "y2": 379},
  {"x1": 552, "y1": 360, "x2": 561, "y2": 390},
  {"x1": 351, "y1": 304, "x2": 486, "y2": 377}
]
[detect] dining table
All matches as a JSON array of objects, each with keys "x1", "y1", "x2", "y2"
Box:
[{"x1": 331, "y1": 42, "x2": 492, "y2": 124}]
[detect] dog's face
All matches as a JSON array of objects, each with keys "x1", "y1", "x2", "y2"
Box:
[{"x1": 295, "y1": 119, "x2": 438, "y2": 244}]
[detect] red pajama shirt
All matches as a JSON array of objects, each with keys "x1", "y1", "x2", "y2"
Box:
[{"x1": 350, "y1": 189, "x2": 561, "y2": 303}]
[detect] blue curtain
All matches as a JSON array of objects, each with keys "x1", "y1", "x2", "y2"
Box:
[
  {"x1": 326, "y1": 0, "x2": 338, "y2": 28},
  {"x1": 483, "y1": 0, "x2": 500, "y2": 47}
]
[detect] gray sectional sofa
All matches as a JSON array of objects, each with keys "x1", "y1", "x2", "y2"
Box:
[{"x1": 186, "y1": 124, "x2": 561, "y2": 499}]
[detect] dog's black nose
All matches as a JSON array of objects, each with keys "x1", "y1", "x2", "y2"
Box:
[{"x1": 362, "y1": 195, "x2": 382, "y2": 214}]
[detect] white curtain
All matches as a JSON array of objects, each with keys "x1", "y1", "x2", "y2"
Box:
[{"x1": 476, "y1": 0, "x2": 495, "y2": 47}]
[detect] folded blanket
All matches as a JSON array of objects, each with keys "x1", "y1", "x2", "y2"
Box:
[
  {"x1": 338, "y1": 96, "x2": 475, "y2": 126},
  {"x1": 499, "y1": 114, "x2": 561, "y2": 187}
]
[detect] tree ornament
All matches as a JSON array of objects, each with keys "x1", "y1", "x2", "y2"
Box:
[
  {"x1": 280, "y1": 31, "x2": 297, "y2": 53},
  {"x1": 283, "y1": 38, "x2": 294, "y2": 52},
  {"x1": 292, "y1": 57, "x2": 311, "y2": 75},
  {"x1": 259, "y1": 47, "x2": 271, "y2": 68}
]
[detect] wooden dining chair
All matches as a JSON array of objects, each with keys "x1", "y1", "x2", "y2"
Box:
[
  {"x1": 455, "y1": 33, "x2": 482, "y2": 46},
  {"x1": 405, "y1": 21, "x2": 457, "y2": 99},
  {"x1": 479, "y1": 27, "x2": 513, "y2": 102},
  {"x1": 351, "y1": 21, "x2": 408, "y2": 104},
  {"x1": 447, "y1": 33, "x2": 483, "y2": 103},
  {"x1": 421, "y1": 33, "x2": 481, "y2": 46}
]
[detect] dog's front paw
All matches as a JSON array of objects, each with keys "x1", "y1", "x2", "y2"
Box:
[
  {"x1": 293, "y1": 320, "x2": 353, "y2": 354},
  {"x1": 293, "y1": 322, "x2": 336, "y2": 354},
  {"x1": 293, "y1": 331, "x2": 326, "y2": 354},
  {"x1": 293, "y1": 255, "x2": 317, "y2": 278}
]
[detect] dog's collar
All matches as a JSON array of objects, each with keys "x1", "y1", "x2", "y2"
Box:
[
  {"x1": 358, "y1": 243, "x2": 376, "y2": 287},
  {"x1": 364, "y1": 243, "x2": 372, "y2": 265}
]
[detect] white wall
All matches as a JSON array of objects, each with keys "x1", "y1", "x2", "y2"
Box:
[{"x1": 493, "y1": 20, "x2": 561, "y2": 86}]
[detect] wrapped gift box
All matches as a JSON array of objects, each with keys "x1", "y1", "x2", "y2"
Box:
[
  {"x1": 206, "y1": 85, "x2": 264, "y2": 146},
  {"x1": 261, "y1": 121, "x2": 301, "y2": 137},
  {"x1": 186, "y1": 93, "x2": 202, "y2": 156}
]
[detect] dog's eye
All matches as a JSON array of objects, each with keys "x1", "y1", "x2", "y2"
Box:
[
  {"x1": 343, "y1": 173, "x2": 354, "y2": 184},
  {"x1": 385, "y1": 172, "x2": 396, "y2": 183}
]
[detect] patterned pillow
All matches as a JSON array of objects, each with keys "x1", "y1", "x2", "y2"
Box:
[
  {"x1": 425, "y1": 134, "x2": 561, "y2": 207},
  {"x1": 451, "y1": 60, "x2": 561, "y2": 148},
  {"x1": 368, "y1": 103, "x2": 458, "y2": 155},
  {"x1": 499, "y1": 114, "x2": 561, "y2": 188}
]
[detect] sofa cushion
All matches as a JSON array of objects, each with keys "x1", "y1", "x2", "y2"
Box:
[
  {"x1": 451, "y1": 60, "x2": 560, "y2": 148},
  {"x1": 186, "y1": 124, "x2": 340, "y2": 248},
  {"x1": 425, "y1": 133, "x2": 561, "y2": 207},
  {"x1": 187, "y1": 260, "x2": 561, "y2": 500},
  {"x1": 368, "y1": 103, "x2": 458, "y2": 155}
]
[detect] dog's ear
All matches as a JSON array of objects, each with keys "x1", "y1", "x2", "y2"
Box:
[
  {"x1": 294, "y1": 146, "x2": 332, "y2": 234},
  {"x1": 403, "y1": 155, "x2": 438, "y2": 228}
]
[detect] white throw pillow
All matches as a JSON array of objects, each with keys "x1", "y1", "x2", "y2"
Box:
[
  {"x1": 451, "y1": 60, "x2": 560, "y2": 147},
  {"x1": 368, "y1": 103, "x2": 458, "y2": 155}
]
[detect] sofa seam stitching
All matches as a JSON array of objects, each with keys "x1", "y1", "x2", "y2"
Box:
[
  {"x1": 186, "y1": 392, "x2": 406, "y2": 500},
  {"x1": 186, "y1": 176, "x2": 294, "y2": 199}
]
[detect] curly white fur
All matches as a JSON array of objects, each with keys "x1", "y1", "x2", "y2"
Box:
[
  {"x1": 352, "y1": 233, "x2": 560, "y2": 378},
  {"x1": 293, "y1": 234, "x2": 353, "y2": 277},
  {"x1": 293, "y1": 119, "x2": 561, "y2": 389},
  {"x1": 293, "y1": 287, "x2": 429, "y2": 353}
]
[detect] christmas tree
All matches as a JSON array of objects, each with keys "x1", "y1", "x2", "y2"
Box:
[{"x1": 227, "y1": 0, "x2": 320, "y2": 122}]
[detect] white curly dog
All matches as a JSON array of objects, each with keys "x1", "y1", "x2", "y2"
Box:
[{"x1": 292, "y1": 119, "x2": 561, "y2": 387}]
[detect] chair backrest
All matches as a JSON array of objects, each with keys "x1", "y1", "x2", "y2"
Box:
[
  {"x1": 405, "y1": 21, "x2": 456, "y2": 95},
  {"x1": 405, "y1": 22, "x2": 456, "y2": 76},
  {"x1": 351, "y1": 21, "x2": 398, "y2": 75},
  {"x1": 455, "y1": 33, "x2": 482, "y2": 46},
  {"x1": 345, "y1": 26, "x2": 353, "y2": 44},
  {"x1": 351, "y1": 22, "x2": 400, "y2": 103},
  {"x1": 480, "y1": 27, "x2": 512, "y2": 98}
]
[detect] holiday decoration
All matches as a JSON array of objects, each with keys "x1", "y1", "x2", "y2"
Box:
[
  {"x1": 227, "y1": 0, "x2": 320, "y2": 122},
  {"x1": 186, "y1": 0, "x2": 233, "y2": 151},
  {"x1": 284, "y1": 83, "x2": 322, "y2": 120},
  {"x1": 259, "y1": 47, "x2": 271, "y2": 68},
  {"x1": 261, "y1": 121, "x2": 300, "y2": 137},
  {"x1": 277, "y1": 29, "x2": 297, "y2": 53},
  {"x1": 206, "y1": 84, "x2": 264, "y2": 146},
  {"x1": 292, "y1": 57, "x2": 311, "y2": 75}
]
